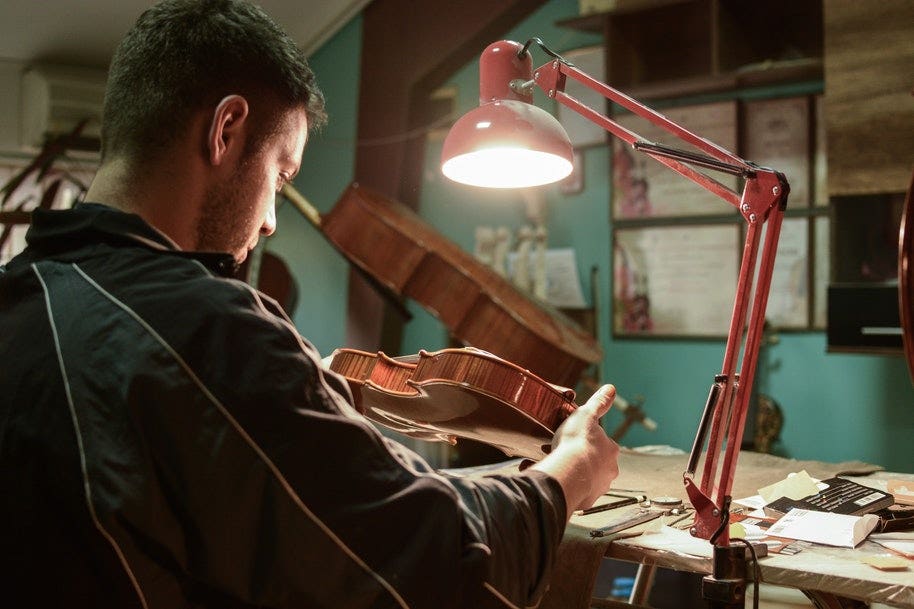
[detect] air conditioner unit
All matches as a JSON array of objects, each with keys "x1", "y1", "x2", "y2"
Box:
[{"x1": 19, "y1": 65, "x2": 107, "y2": 153}]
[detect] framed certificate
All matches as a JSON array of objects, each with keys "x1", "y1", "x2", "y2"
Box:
[
  {"x1": 612, "y1": 101, "x2": 738, "y2": 219},
  {"x1": 609, "y1": 93, "x2": 826, "y2": 338},
  {"x1": 613, "y1": 224, "x2": 740, "y2": 337},
  {"x1": 761, "y1": 217, "x2": 810, "y2": 329},
  {"x1": 744, "y1": 96, "x2": 811, "y2": 207},
  {"x1": 814, "y1": 95, "x2": 827, "y2": 207}
]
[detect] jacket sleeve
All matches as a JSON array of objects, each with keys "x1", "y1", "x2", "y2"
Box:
[{"x1": 125, "y1": 282, "x2": 568, "y2": 608}]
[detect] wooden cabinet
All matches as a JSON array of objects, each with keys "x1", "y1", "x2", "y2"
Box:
[{"x1": 558, "y1": 0, "x2": 823, "y2": 99}]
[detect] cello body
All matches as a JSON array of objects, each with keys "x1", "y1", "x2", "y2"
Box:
[{"x1": 318, "y1": 183, "x2": 602, "y2": 388}]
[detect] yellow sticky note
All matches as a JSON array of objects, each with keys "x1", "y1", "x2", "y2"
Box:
[{"x1": 758, "y1": 470, "x2": 820, "y2": 503}]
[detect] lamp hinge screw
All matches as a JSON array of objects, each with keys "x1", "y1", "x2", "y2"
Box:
[
  {"x1": 749, "y1": 213, "x2": 757, "y2": 223},
  {"x1": 741, "y1": 203, "x2": 750, "y2": 213},
  {"x1": 712, "y1": 509, "x2": 720, "y2": 517},
  {"x1": 772, "y1": 185, "x2": 780, "y2": 195},
  {"x1": 690, "y1": 527, "x2": 698, "y2": 536}
]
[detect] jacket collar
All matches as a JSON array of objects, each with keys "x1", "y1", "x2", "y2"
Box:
[{"x1": 23, "y1": 202, "x2": 239, "y2": 277}]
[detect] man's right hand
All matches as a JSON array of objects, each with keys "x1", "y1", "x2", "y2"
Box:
[{"x1": 532, "y1": 384, "x2": 621, "y2": 519}]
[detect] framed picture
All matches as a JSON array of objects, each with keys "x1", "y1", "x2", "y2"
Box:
[
  {"x1": 613, "y1": 223, "x2": 740, "y2": 337},
  {"x1": 611, "y1": 101, "x2": 739, "y2": 219},
  {"x1": 555, "y1": 45, "x2": 607, "y2": 149},
  {"x1": 761, "y1": 216, "x2": 810, "y2": 329},
  {"x1": 744, "y1": 96, "x2": 811, "y2": 207},
  {"x1": 814, "y1": 95, "x2": 827, "y2": 207}
]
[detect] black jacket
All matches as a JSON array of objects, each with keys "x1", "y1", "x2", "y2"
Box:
[{"x1": 0, "y1": 203, "x2": 566, "y2": 608}]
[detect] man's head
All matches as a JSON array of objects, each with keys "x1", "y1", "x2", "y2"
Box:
[
  {"x1": 96, "y1": 0, "x2": 327, "y2": 262},
  {"x1": 102, "y1": 0, "x2": 325, "y2": 165}
]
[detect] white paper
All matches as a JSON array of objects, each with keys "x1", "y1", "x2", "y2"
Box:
[
  {"x1": 766, "y1": 508, "x2": 880, "y2": 548},
  {"x1": 870, "y1": 539, "x2": 914, "y2": 558},
  {"x1": 734, "y1": 495, "x2": 768, "y2": 510},
  {"x1": 507, "y1": 247, "x2": 587, "y2": 308},
  {"x1": 869, "y1": 531, "x2": 914, "y2": 558},
  {"x1": 875, "y1": 542, "x2": 914, "y2": 559},
  {"x1": 730, "y1": 519, "x2": 769, "y2": 541},
  {"x1": 620, "y1": 525, "x2": 714, "y2": 558},
  {"x1": 732, "y1": 495, "x2": 769, "y2": 518}
]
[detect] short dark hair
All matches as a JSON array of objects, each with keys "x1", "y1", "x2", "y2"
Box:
[{"x1": 101, "y1": 0, "x2": 327, "y2": 162}]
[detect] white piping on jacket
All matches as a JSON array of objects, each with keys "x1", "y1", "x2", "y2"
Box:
[
  {"x1": 34, "y1": 263, "x2": 151, "y2": 609},
  {"x1": 69, "y1": 262, "x2": 411, "y2": 608}
]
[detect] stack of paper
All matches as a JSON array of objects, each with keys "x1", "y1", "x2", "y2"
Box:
[{"x1": 765, "y1": 509, "x2": 880, "y2": 548}]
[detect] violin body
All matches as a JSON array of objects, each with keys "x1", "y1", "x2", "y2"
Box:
[
  {"x1": 319, "y1": 183, "x2": 602, "y2": 388},
  {"x1": 329, "y1": 347, "x2": 578, "y2": 460},
  {"x1": 279, "y1": 183, "x2": 599, "y2": 457}
]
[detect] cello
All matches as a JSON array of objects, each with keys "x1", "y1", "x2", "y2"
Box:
[
  {"x1": 281, "y1": 182, "x2": 601, "y2": 388},
  {"x1": 238, "y1": 239, "x2": 298, "y2": 315}
]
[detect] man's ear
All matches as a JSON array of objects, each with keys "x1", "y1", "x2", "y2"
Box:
[{"x1": 207, "y1": 95, "x2": 250, "y2": 166}]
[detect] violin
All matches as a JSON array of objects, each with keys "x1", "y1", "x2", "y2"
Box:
[{"x1": 328, "y1": 347, "x2": 578, "y2": 461}]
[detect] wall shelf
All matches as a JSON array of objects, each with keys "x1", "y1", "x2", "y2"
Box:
[{"x1": 558, "y1": 0, "x2": 823, "y2": 98}]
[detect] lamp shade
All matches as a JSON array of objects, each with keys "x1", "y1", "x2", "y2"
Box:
[
  {"x1": 441, "y1": 40, "x2": 574, "y2": 189},
  {"x1": 441, "y1": 99, "x2": 574, "y2": 188}
]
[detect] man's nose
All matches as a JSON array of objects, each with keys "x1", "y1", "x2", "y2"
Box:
[{"x1": 261, "y1": 202, "x2": 277, "y2": 237}]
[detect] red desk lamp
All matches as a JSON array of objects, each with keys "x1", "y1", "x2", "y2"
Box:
[{"x1": 441, "y1": 39, "x2": 789, "y2": 608}]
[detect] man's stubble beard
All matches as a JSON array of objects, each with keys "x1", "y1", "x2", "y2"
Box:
[{"x1": 196, "y1": 168, "x2": 257, "y2": 260}]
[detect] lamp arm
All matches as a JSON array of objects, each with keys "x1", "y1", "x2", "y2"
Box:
[
  {"x1": 530, "y1": 55, "x2": 790, "y2": 543},
  {"x1": 533, "y1": 58, "x2": 791, "y2": 219}
]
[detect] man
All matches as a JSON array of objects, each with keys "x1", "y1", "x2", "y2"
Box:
[{"x1": 0, "y1": 1, "x2": 619, "y2": 607}]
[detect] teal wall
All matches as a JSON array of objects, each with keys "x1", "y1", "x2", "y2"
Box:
[
  {"x1": 298, "y1": 2, "x2": 914, "y2": 472},
  {"x1": 269, "y1": 15, "x2": 362, "y2": 356},
  {"x1": 402, "y1": 0, "x2": 606, "y2": 355}
]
